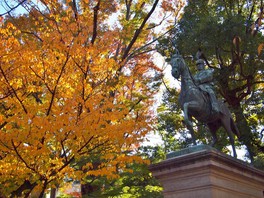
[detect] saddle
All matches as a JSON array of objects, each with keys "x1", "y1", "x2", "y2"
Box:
[{"x1": 197, "y1": 85, "x2": 210, "y2": 102}]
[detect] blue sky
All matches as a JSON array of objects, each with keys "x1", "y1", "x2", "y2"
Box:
[
  {"x1": 0, "y1": 1, "x2": 22, "y2": 15},
  {"x1": 0, "y1": 0, "x2": 38, "y2": 16}
]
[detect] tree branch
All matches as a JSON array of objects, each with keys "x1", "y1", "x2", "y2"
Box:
[
  {"x1": 91, "y1": 0, "x2": 101, "y2": 44},
  {"x1": 11, "y1": 180, "x2": 37, "y2": 198},
  {"x1": 125, "y1": 0, "x2": 132, "y2": 20},
  {"x1": 122, "y1": 0, "x2": 159, "y2": 60},
  {"x1": 46, "y1": 52, "x2": 70, "y2": 116},
  {"x1": 162, "y1": 77, "x2": 174, "y2": 95},
  {"x1": 79, "y1": 139, "x2": 110, "y2": 155},
  {"x1": 72, "y1": 0, "x2": 78, "y2": 21},
  {"x1": 11, "y1": 140, "x2": 37, "y2": 174},
  {"x1": 127, "y1": 27, "x2": 175, "y2": 60},
  {"x1": 0, "y1": 65, "x2": 28, "y2": 113},
  {"x1": 21, "y1": 31, "x2": 43, "y2": 42},
  {"x1": 77, "y1": 135, "x2": 94, "y2": 153},
  {"x1": 0, "y1": 0, "x2": 27, "y2": 16},
  {"x1": 215, "y1": 47, "x2": 224, "y2": 68}
]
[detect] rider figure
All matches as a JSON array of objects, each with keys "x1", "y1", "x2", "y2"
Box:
[{"x1": 194, "y1": 58, "x2": 220, "y2": 114}]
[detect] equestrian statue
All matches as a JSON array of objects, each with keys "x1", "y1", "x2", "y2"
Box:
[{"x1": 170, "y1": 50, "x2": 240, "y2": 158}]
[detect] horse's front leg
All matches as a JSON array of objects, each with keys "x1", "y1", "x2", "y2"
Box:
[
  {"x1": 183, "y1": 102, "x2": 192, "y2": 126},
  {"x1": 183, "y1": 102, "x2": 197, "y2": 145},
  {"x1": 183, "y1": 102, "x2": 200, "y2": 126},
  {"x1": 187, "y1": 123, "x2": 197, "y2": 145}
]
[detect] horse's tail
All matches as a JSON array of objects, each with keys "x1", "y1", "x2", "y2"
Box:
[
  {"x1": 220, "y1": 101, "x2": 240, "y2": 138},
  {"x1": 230, "y1": 117, "x2": 240, "y2": 138}
]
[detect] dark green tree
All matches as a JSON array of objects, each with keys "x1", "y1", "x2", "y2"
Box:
[
  {"x1": 157, "y1": 88, "x2": 192, "y2": 149},
  {"x1": 157, "y1": 0, "x2": 264, "y2": 162},
  {"x1": 66, "y1": 152, "x2": 163, "y2": 198},
  {"x1": 104, "y1": 163, "x2": 163, "y2": 198}
]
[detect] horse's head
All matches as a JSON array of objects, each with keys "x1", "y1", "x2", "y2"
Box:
[{"x1": 170, "y1": 53, "x2": 186, "y2": 80}]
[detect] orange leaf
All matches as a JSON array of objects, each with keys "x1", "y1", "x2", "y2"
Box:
[{"x1": 258, "y1": 43, "x2": 264, "y2": 55}]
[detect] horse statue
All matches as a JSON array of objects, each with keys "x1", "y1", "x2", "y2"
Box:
[{"x1": 170, "y1": 50, "x2": 240, "y2": 158}]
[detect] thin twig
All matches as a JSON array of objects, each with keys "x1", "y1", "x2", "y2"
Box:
[{"x1": 0, "y1": 0, "x2": 27, "y2": 16}]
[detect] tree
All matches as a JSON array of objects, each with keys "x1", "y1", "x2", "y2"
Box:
[
  {"x1": 0, "y1": 0, "x2": 184, "y2": 196},
  {"x1": 157, "y1": 0, "x2": 264, "y2": 162},
  {"x1": 156, "y1": 88, "x2": 188, "y2": 150},
  {"x1": 71, "y1": 160, "x2": 163, "y2": 198}
]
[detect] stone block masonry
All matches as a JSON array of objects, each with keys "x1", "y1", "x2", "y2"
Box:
[{"x1": 149, "y1": 145, "x2": 264, "y2": 198}]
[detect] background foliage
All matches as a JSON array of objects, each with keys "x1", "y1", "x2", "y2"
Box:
[
  {"x1": 1, "y1": 0, "x2": 264, "y2": 197},
  {"x1": 157, "y1": 0, "x2": 264, "y2": 163},
  {"x1": 0, "y1": 0, "x2": 184, "y2": 197}
]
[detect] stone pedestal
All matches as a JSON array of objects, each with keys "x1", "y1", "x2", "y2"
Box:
[{"x1": 149, "y1": 145, "x2": 264, "y2": 198}]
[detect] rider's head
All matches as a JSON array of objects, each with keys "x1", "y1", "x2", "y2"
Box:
[{"x1": 196, "y1": 59, "x2": 205, "y2": 71}]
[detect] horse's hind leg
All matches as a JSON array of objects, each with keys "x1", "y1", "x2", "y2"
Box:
[
  {"x1": 222, "y1": 118, "x2": 237, "y2": 158},
  {"x1": 207, "y1": 122, "x2": 219, "y2": 147},
  {"x1": 228, "y1": 132, "x2": 237, "y2": 158},
  {"x1": 228, "y1": 130, "x2": 237, "y2": 158}
]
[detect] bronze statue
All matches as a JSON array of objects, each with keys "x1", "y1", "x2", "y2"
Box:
[
  {"x1": 194, "y1": 58, "x2": 220, "y2": 114},
  {"x1": 170, "y1": 50, "x2": 240, "y2": 158}
]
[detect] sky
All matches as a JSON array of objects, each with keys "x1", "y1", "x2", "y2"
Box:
[{"x1": 0, "y1": 1, "x2": 27, "y2": 16}]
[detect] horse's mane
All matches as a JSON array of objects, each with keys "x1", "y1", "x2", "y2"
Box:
[
  {"x1": 185, "y1": 61, "x2": 198, "y2": 87},
  {"x1": 172, "y1": 52, "x2": 198, "y2": 87},
  {"x1": 179, "y1": 55, "x2": 198, "y2": 87}
]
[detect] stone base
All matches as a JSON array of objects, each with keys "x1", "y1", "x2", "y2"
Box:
[{"x1": 149, "y1": 145, "x2": 264, "y2": 198}]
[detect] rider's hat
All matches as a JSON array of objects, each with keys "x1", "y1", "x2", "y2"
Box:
[{"x1": 196, "y1": 59, "x2": 205, "y2": 65}]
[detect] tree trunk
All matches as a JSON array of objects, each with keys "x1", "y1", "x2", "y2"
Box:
[
  {"x1": 81, "y1": 183, "x2": 99, "y2": 197},
  {"x1": 50, "y1": 188, "x2": 56, "y2": 198},
  {"x1": 233, "y1": 105, "x2": 256, "y2": 162},
  {"x1": 11, "y1": 180, "x2": 37, "y2": 198}
]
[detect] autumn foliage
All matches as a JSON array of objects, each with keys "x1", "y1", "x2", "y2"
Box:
[{"x1": 0, "y1": 0, "x2": 183, "y2": 197}]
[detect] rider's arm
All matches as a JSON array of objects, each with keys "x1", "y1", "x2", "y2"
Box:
[{"x1": 196, "y1": 70, "x2": 214, "y2": 84}]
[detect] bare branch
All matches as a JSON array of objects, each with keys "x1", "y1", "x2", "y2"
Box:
[
  {"x1": 77, "y1": 135, "x2": 95, "y2": 153},
  {"x1": 46, "y1": 52, "x2": 70, "y2": 116},
  {"x1": 122, "y1": 0, "x2": 159, "y2": 60},
  {"x1": 125, "y1": 0, "x2": 132, "y2": 20},
  {"x1": 11, "y1": 140, "x2": 37, "y2": 173},
  {"x1": 0, "y1": 65, "x2": 28, "y2": 113},
  {"x1": 72, "y1": 0, "x2": 78, "y2": 21},
  {"x1": 0, "y1": 0, "x2": 27, "y2": 16},
  {"x1": 21, "y1": 31, "x2": 43, "y2": 42},
  {"x1": 162, "y1": 77, "x2": 174, "y2": 95},
  {"x1": 11, "y1": 180, "x2": 37, "y2": 198},
  {"x1": 91, "y1": 0, "x2": 101, "y2": 44}
]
